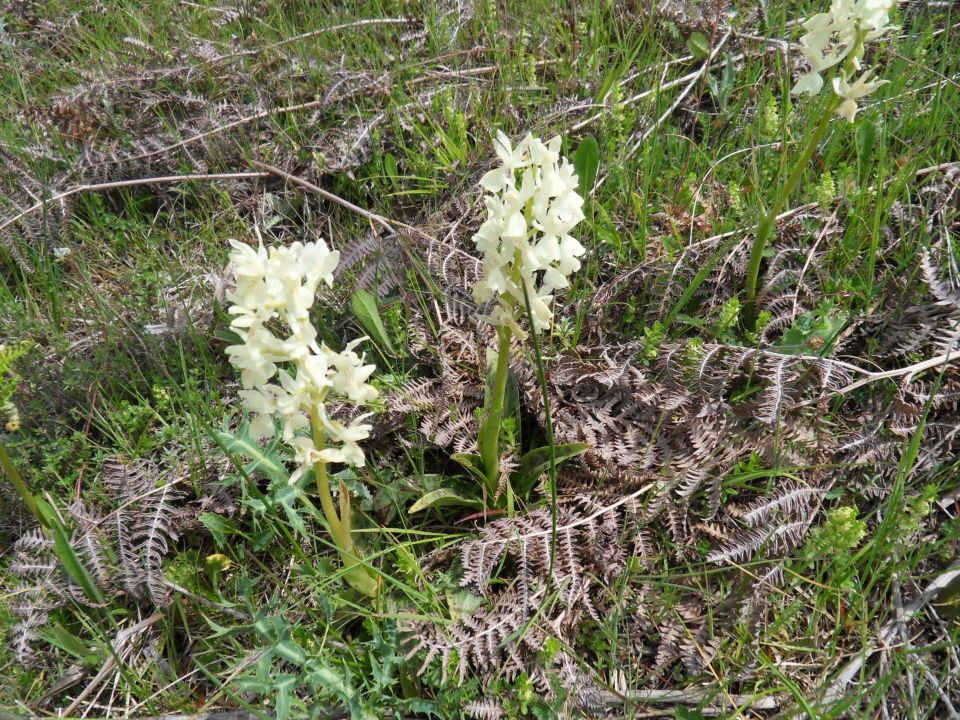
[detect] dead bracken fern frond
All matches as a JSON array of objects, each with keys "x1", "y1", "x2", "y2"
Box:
[
  {"x1": 396, "y1": 168, "x2": 960, "y2": 712},
  {"x1": 6, "y1": 456, "x2": 187, "y2": 666},
  {"x1": 464, "y1": 698, "x2": 505, "y2": 720},
  {"x1": 100, "y1": 456, "x2": 182, "y2": 605},
  {"x1": 405, "y1": 494, "x2": 652, "y2": 704}
]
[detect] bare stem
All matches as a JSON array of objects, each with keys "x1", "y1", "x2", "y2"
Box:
[
  {"x1": 309, "y1": 407, "x2": 379, "y2": 597},
  {"x1": 745, "y1": 96, "x2": 838, "y2": 328}
]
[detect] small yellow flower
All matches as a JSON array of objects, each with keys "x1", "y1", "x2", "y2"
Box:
[
  {"x1": 206, "y1": 553, "x2": 233, "y2": 572},
  {"x1": 2, "y1": 401, "x2": 19, "y2": 432}
]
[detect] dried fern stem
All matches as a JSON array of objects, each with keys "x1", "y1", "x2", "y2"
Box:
[
  {"x1": 0, "y1": 173, "x2": 268, "y2": 237},
  {"x1": 251, "y1": 161, "x2": 397, "y2": 234}
]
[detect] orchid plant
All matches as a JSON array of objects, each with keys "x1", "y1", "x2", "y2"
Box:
[
  {"x1": 224, "y1": 234, "x2": 380, "y2": 597},
  {"x1": 459, "y1": 131, "x2": 588, "y2": 514},
  {"x1": 744, "y1": 0, "x2": 896, "y2": 325}
]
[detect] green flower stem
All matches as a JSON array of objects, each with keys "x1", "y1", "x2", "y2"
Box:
[
  {"x1": 310, "y1": 407, "x2": 379, "y2": 598},
  {"x1": 519, "y1": 279, "x2": 558, "y2": 574},
  {"x1": 0, "y1": 440, "x2": 46, "y2": 528},
  {"x1": 481, "y1": 325, "x2": 513, "y2": 513},
  {"x1": 745, "y1": 95, "x2": 839, "y2": 329},
  {"x1": 491, "y1": 327, "x2": 512, "y2": 442}
]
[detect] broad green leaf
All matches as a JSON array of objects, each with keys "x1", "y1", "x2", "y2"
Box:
[
  {"x1": 212, "y1": 328, "x2": 243, "y2": 344},
  {"x1": 369, "y1": 620, "x2": 400, "y2": 692},
  {"x1": 707, "y1": 74, "x2": 721, "y2": 103},
  {"x1": 409, "y1": 488, "x2": 484, "y2": 514},
  {"x1": 273, "y1": 639, "x2": 307, "y2": 666},
  {"x1": 200, "y1": 512, "x2": 238, "y2": 548},
  {"x1": 274, "y1": 673, "x2": 297, "y2": 720},
  {"x1": 688, "y1": 31, "x2": 710, "y2": 60},
  {"x1": 271, "y1": 481, "x2": 314, "y2": 537},
  {"x1": 513, "y1": 442, "x2": 590, "y2": 495},
  {"x1": 451, "y1": 452, "x2": 487, "y2": 484},
  {"x1": 573, "y1": 135, "x2": 600, "y2": 196},
  {"x1": 351, "y1": 289, "x2": 395, "y2": 354},
  {"x1": 446, "y1": 589, "x2": 485, "y2": 622},
  {"x1": 721, "y1": 52, "x2": 736, "y2": 94},
  {"x1": 305, "y1": 658, "x2": 378, "y2": 720},
  {"x1": 47, "y1": 623, "x2": 97, "y2": 664},
  {"x1": 383, "y1": 152, "x2": 400, "y2": 192},
  {"x1": 216, "y1": 425, "x2": 288, "y2": 483},
  {"x1": 776, "y1": 303, "x2": 846, "y2": 355},
  {"x1": 41, "y1": 501, "x2": 107, "y2": 605}
]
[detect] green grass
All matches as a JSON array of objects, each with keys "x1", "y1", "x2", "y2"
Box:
[{"x1": 1, "y1": 0, "x2": 959, "y2": 717}]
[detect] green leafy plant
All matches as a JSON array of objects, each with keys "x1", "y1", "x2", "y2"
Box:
[
  {"x1": 744, "y1": 0, "x2": 896, "y2": 326},
  {"x1": 777, "y1": 300, "x2": 846, "y2": 354},
  {"x1": 0, "y1": 341, "x2": 28, "y2": 432},
  {"x1": 457, "y1": 131, "x2": 591, "y2": 513},
  {"x1": 221, "y1": 236, "x2": 381, "y2": 596}
]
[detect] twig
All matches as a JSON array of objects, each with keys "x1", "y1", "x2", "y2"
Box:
[
  {"x1": 893, "y1": 577, "x2": 918, "y2": 720},
  {"x1": 827, "y1": 351, "x2": 960, "y2": 396},
  {"x1": 597, "y1": 686, "x2": 779, "y2": 713},
  {"x1": 245, "y1": 17, "x2": 415, "y2": 57},
  {"x1": 625, "y1": 29, "x2": 733, "y2": 161},
  {"x1": 0, "y1": 173, "x2": 267, "y2": 236},
  {"x1": 916, "y1": 161, "x2": 960, "y2": 177},
  {"x1": 570, "y1": 59, "x2": 736, "y2": 133},
  {"x1": 472, "y1": 482, "x2": 655, "y2": 547},
  {"x1": 74, "y1": 384, "x2": 99, "y2": 502},
  {"x1": 62, "y1": 613, "x2": 165, "y2": 716},
  {"x1": 791, "y1": 204, "x2": 841, "y2": 320},
  {"x1": 249, "y1": 160, "x2": 396, "y2": 234},
  {"x1": 163, "y1": 579, "x2": 252, "y2": 621},
  {"x1": 124, "y1": 668, "x2": 202, "y2": 714},
  {"x1": 84, "y1": 48, "x2": 509, "y2": 176},
  {"x1": 568, "y1": 41, "x2": 789, "y2": 135},
  {"x1": 249, "y1": 160, "x2": 457, "y2": 307},
  {"x1": 409, "y1": 58, "x2": 555, "y2": 87},
  {"x1": 920, "y1": 664, "x2": 960, "y2": 718}
]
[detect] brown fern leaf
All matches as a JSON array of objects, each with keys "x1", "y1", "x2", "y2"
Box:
[
  {"x1": 100, "y1": 456, "x2": 182, "y2": 606},
  {"x1": 464, "y1": 699, "x2": 505, "y2": 720}
]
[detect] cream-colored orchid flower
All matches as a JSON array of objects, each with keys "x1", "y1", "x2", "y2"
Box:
[
  {"x1": 472, "y1": 131, "x2": 585, "y2": 333},
  {"x1": 792, "y1": 0, "x2": 895, "y2": 99},
  {"x1": 832, "y1": 71, "x2": 888, "y2": 122},
  {"x1": 225, "y1": 236, "x2": 378, "y2": 480}
]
